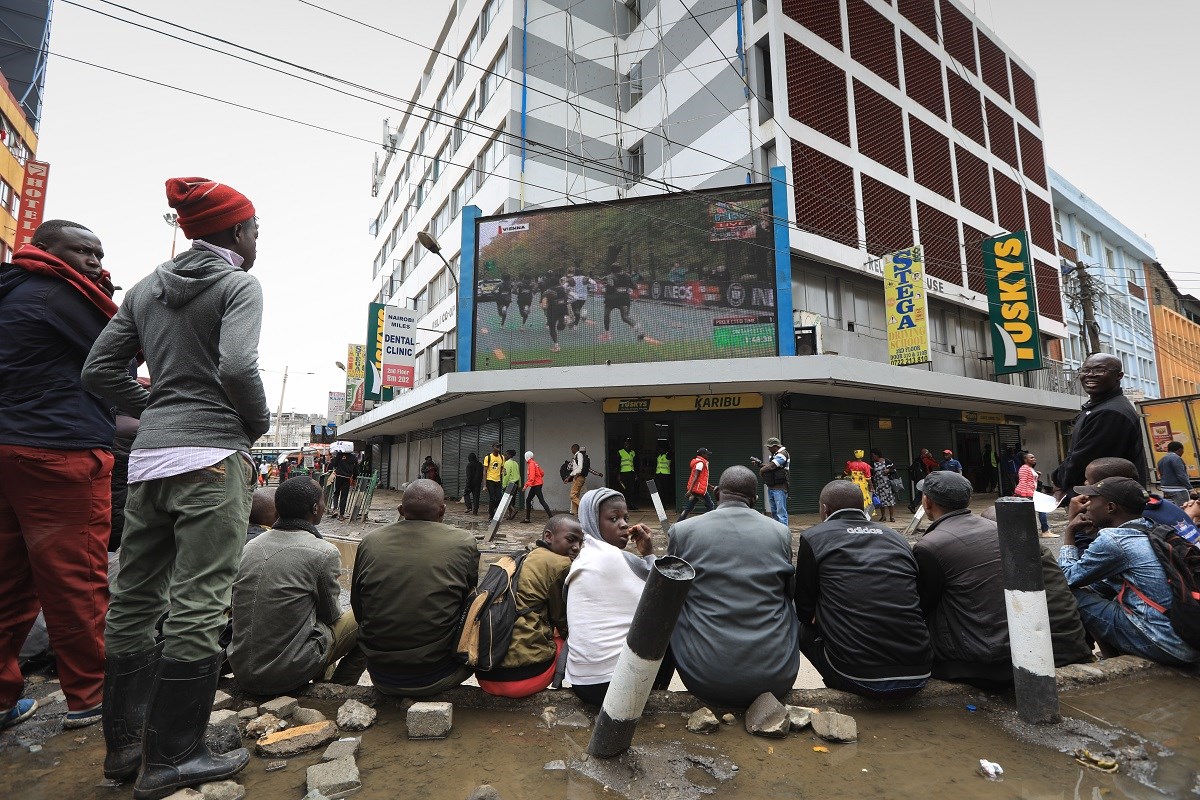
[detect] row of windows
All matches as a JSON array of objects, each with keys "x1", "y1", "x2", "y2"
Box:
[{"x1": 1056, "y1": 208, "x2": 1145, "y2": 288}]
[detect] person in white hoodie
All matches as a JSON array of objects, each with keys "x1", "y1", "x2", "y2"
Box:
[{"x1": 564, "y1": 487, "x2": 670, "y2": 706}]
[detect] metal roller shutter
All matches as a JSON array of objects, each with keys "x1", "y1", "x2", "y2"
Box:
[
  {"x1": 502, "y1": 416, "x2": 523, "y2": 458},
  {"x1": 909, "y1": 418, "x2": 954, "y2": 461},
  {"x1": 780, "y1": 410, "x2": 832, "y2": 514},
  {"x1": 674, "y1": 410, "x2": 762, "y2": 515},
  {"x1": 868, "y1": 417, "x2": 912, "y2": 500},
  {"x1": 829, "y1": 414, "x2": 871, "y2": 477},
  {"x1": 442, "y1": 428, "x2": 462, "y2": 499}
]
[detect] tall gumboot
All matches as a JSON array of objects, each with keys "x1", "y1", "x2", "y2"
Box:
[
  {"x1": 587, "y1": 556, "x2": 695, "y2": 758},
  {"x1": 995, "y1": 497, "x2": 1061, "y2": 724},
  {"x1": 645, "y1": 478, "x2": 671, "y2": 536},
  {"x1": 485, "y1": 484, "x2": 518, "y2": 542}
]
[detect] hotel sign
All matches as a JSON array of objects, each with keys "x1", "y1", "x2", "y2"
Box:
[
  {"x1": 16, "y1": 160, "x2": 50, "y2": 249},
  {"x1": 983, "y1": 231, "x2": 1042, "y2": 375}
]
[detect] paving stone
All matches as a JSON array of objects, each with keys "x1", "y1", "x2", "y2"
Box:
[
  {"x1": 256, "y1": 720, "x2": 340, "y2": 758},
  {"x1": 744, "y1": 693, "x2": 789, "y2": 738},
  {"x1": 211, "y1": 691, "x2": 234, "y2": 712},
  {"x1": 686, "y1": 708, "x2": 719, "y2": 734},
  {"x1": 466, "y1": 786, "x2": 502, "y2": 800},
  {"x1": 243, "y1": 713, "x2": 287, "y2": 739},
  {"x1": 407, "y1": 701, "x2": 453, "y2": 739},
  {"x1": 199, "y1": 780, "x2": 245, "y2": 800},
  {"x1": 554, "y1": 710, "x2": 590, "y2": 729},
  {"x1": 208, "y1": 709, "x2": 238, "y2": 728},
  {"x1": 260, "y1": 696, "x2": 298, "y2": 719},
  {"x1": 321, "y1": 737, "x2": 361, "y2": 763},
  {"x1": 336, "y1": 699, "x2": 376, "y2": 731},
  {"x1": 292, "y1": 707, "x2": 327, "y2": 726},
  {"x1": 786, "y1": 705, "x2": 815, "y2": 731},
  {"x1": 236, "y1": 706, "x2": 260, "y2": 722},
  {"x1": 811, "y1": 710, "x2": 858, "y2": 743},
  {"x1": 164, "y1": 791, "x2": 203, "y2": 800},
  {"x1": 306, "y1": 757, "x2": 361, "y2": 799}
]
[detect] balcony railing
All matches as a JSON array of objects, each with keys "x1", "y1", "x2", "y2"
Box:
[{"x1": 988, "y1": 358, "x2": 1085, "y2": 397}]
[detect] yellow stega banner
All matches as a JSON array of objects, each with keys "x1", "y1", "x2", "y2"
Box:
[{"x1": 883, "y1": 245, "x2": 931, "y2": 367}]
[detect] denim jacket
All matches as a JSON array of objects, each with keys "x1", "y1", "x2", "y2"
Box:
[{"x1": 1059, "y1": 518, "x2": 1199, "y2": 663}]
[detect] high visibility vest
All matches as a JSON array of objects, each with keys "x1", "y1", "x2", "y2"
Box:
[
  {"x1": 656, "y1": 453, "x2": 670, "y2": 475},
  {"x1": 619, "y1": 448, "x2": 636, "y2": 472}
]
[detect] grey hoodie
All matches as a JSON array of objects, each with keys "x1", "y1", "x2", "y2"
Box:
[{"x1": 82, "y1": 248, "x2": 270, "y2": 451}]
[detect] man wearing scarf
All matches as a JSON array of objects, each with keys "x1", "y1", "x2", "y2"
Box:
[{"x1": 0, "y1": 220, "x2": 117, "y2": 733}]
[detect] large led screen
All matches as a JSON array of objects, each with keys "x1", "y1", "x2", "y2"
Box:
[{"x1": 471, "y1": 184, "x2": 778, "y2": 370}]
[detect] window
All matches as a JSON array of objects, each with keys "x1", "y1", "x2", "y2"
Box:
[
  {"x1": 480, "y1": 0, "x2": 500, "y2": 38},
  {"x1": 622, "y1": 63, "x2": 642, "y2": 110},
  {"x1": 1127, "y1": 257, "x2": 1142, "y2": 286},
  {"x1": 1079, "y1": 230, "x2": 1093, "y2": 257},
  {"x1": 457, "y1": 25, "x2": 479, "y2": 84},
  {"x1": 1053, "y1": 208, "x2": 1062, "y2": 237},
  {"x1": 432, "y1": 201, "x2": 451, "y2": 239},
  {"x1": 479, "y1": 45, "x2": 508, "y2": 109},
  {"x1": 433, "y1": 143, "x2": 447, "y2": 181},
  {"x1": 453, "y1": 95, "x2": 476, "y2": 150},
  {"x1": 453, "y1": 168, "x2": 474, "y2": 213},
  {"x1": 477, "y1": 128, "x2": 506, "y2": 176},
  {"x1": 0, "y1": 179, "x2": 14, "y2": 213},
  {"x1": 625, "y1": 0, "x2": 642, "y2": 27},
  {"x1": 1105, "y1": 247, "x2": 1115, "y2": 270},
  {"x1": 624, "y1": 141, "x2": 645, "y2": 186}
]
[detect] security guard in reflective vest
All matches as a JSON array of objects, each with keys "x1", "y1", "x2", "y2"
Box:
[
  {"x1": 655, "y1": 446, "x2": 672, "y2": 505},
  {"x1": 619, "y1": 438, "x2": 639, "y2": 510}
]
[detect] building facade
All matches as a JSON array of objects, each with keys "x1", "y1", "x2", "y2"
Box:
[
  {"x1": 1144, "y1": 261, "x2": 1200, "y2": 399},
  {"x1": 347, "y1": 0, "x2": 1088, "y2": 511},
  {"x1": 1050, "y1": 169, "x2": 1159, "y2": 399},
  {"x1": 0, "y1": 71, "x2": 38, "y2": 263}
]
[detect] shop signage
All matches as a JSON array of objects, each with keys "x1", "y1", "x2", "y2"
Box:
[
  {"x1": 961, "y1": 411, "x2": 1008, "y2": 425},
  {"x1": 345, "y1": 344, "x2": 366, "y2": 413},
  {"x1": 365, "y1": 303, "x2": 386, "y2": 402},
  {"x1": 327, "y1": 391, "x2": 345, "y2": 420},
  {"x1": 381, "y1": 305, "x2": 418, "y2": 389},
  {"x1": 16, "y1": 160, "x2": 50, "y2": 248},
  {"x1": 983, "y1": 231, "x2": 1042, "y2": 375},
  {"x1": 882, "y1": 246, "x2": 930, "y2": 366},
  {"x1": 603, "y1": 393, "x2": 764, "y2": 414}
]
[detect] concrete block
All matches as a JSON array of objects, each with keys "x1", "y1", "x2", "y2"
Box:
[
  {"x1": 211, "y1": 691, "x2": 233, "y2": 711},
  {"x1": 336, "y1": 699, "x2": 376, "y2": 731},
  {"x1": 811, "y1": 710, "x2": 857, "y2": 742},
  {"x1": 306, "y1": 758, "x2": 361, "y2": 799},
  {"x1": 686, "y1": 708, "x2": 719, "y2": 734},
  {"x1": 199, "y1": 781, "x2": 246, "y2": 800},
  {"x1": 744, "y1": 693, "x2": 789, "y2": 738},
  {"x1": 407, "y1": 701, "x2": 453, "y2": 739},
  {"x1": 236, "y1": 706, "x2": 259, "y2": 722},
  {"x1": 321, "y1": 737, "x2": 361, "y2": 763},
  {"x1": 260, "y1": 696, "x2": 298, "y2": 719}
]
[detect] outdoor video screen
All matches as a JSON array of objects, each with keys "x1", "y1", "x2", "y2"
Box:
[{"x1": 471, "y1": 184, "x2": 778, "y2": 370}]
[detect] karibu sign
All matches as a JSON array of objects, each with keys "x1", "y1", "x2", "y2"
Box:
[
  {"x1": 16, "y1": 160, "x2": 50, "y2": 249},
  {"x1": 983, "y1": 231, "x2": 1042, "y2": 375},
  {"x1": 602, "y1": 393, "x2": 764, "y2": 414},
  {"x1": 345, "y1": 344, "x2": 366, "y2": 413},
  {"x1": 381, "y1": 305, "x2": 418, "y2": 389},
  {"x1": 882, "y1": 246, "x2": 930, "y2": 366}
]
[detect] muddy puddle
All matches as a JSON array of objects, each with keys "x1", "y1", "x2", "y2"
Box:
[{"x1": 2, "y1": 695, "x2": 1187, "y2": 800}]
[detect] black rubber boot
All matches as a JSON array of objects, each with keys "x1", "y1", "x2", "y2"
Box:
[
  {"x1": 132, "y1": 654, "x2": 249, "y2": 800},
  {"x1": 102, "y1": 642, "x2": 163, "y2": 780}
]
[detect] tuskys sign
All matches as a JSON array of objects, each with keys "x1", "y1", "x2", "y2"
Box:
[{"x1": 983, "y1": 231, "x2": 1042, "y2": 375}]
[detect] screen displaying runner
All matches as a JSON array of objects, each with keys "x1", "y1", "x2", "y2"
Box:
[{"x1": 471, "y1": 184, "x2": 778, "y2": 370}]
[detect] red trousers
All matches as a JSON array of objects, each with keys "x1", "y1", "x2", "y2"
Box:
[{"x1": 0, "y1": 445, "x2": 112, "y2": 711}]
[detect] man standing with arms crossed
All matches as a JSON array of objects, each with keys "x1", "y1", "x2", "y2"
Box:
[
  {"x1": 84, "y1": 178, "x2": 268, "y2": 798},
  {"x1": 759, "y1": 437, "x2": 790, "y2": 526}
]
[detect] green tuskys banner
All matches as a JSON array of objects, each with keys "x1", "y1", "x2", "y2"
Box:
[
  {"x1": 982, "y1": 230, "x2": 1042, "y2": 375},
  {"x1": 365, "y1": 302, "x2": 393, "y2": 403}
]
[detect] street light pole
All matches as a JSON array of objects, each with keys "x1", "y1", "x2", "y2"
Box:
[
  {"x1": 163, "y1": 212, "x2": 180, "y2": 258},
  {"x1": 416, "y1": 230, "x2": 459, "y2": 290}
]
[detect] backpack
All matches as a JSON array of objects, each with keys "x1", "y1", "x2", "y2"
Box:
[
  {"x1": 453, "y1": 552, "x2": 538, "y2": 671},
  {"x1": 1132, "y1": 524, "x2": 1200, "y2": 650},
  {"x1": 581, "y1": 451, "x2": 591, "y2": 476}
]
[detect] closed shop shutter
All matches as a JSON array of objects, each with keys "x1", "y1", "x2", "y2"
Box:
[
  {"x1": 909, "y1": 418, "x2": 954, "y2": 461},
  {"x1": 780, "y1": 410, "x2": 832, "y2": 514},
  {"x1": 442, "y1": 428, "x2": 462, "y2": 499},
  {"x1": 479, "y1": 421, "x2": 502, "y2": 456},
  {"x1": 829, "y1": 414, "x2": 871, "y2": 476},
  {"x1": 502, "y1": 416, "x2": 523, "y2": 457},
  {"x1": 869, "y1": 417, "x2": 912, "y2": 500},
  {"x1": 674, "y1": 410, "x2": 762, "y2": 514}
]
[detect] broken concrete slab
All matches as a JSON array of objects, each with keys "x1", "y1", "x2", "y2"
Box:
[
  {"x1": 199, "y1": 780, "x2": 245, "y2": 800},
  {"x1": 321, "y1": 737, "x2": 361, "y2": 763},
  {"x1": 554, "y1": 710, "x2": 590, "y2": 729},
  {"x1": 256, "y1": 720, "x2": 340, "y2": 758},
  {"x1": 306, "y1": 758, "x2": 361, "y2": 799},
  {"x1": 243, "y1": 713, "x2": 287, "y2": 739},
  {"x1": 811, "y1": 710, "x2": 857, "y2": 742},
  {"x1": 786, "y1": 705, "x2": 816, "y2": 731},
  {"x1": 208, "y1": 709, "x2": 238, "y2": 728},
  {"x1": 292, "y1": 707, "x2": 327, "y2": 726},
  {"x1": 336, "y1": 699, "x2": 376, "y2": 731},
  {"x1": 407, "y1": 701, "x2": 453, "y2": 739},
  {"x1": 163, "y1": 790, "x2": 202, "y2": 800},
  {"x1": 568, "y1": 742, "x2": 738, "y2": 799},
  {"x1": 686, "y1": 708, "x2": 719, "y2": 735},
  {"x1": 745, "y1": 693, "x2": 789, "y2": 738},
  {"x1": 211, "y1": 691, "x2": 233, "y2": 712},
  {"x1": 260, "y1": 696, "x2": 298, "y2": 719},
  {"x1": 236, "y1": 706, "x2": 259, "y2": 722}
]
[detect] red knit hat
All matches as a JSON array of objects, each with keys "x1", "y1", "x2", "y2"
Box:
[{"x1": 165, "y1": 177, "x2": 256, "y2": 239}]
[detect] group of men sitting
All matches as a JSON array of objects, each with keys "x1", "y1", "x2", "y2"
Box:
[{"x1": 226, "y1": 453, "x2": 1197, "y2": 707}]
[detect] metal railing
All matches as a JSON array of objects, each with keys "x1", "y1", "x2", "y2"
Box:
[{"x1": 989, "y1": 358, "x2": 1085, "y2": 397}]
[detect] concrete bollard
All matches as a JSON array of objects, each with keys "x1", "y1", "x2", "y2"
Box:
[
  {"x1": 484, "y1": 483, "x2": 519, "y2": 542},
  {"x1": 587, "y1": 556, "x2": 695, "y2": 758},
  {"x1": 645, "y1": 478, "x2": 671, "y2": 536},
  {"x1": 995, "y1": 497, "x2": 1061, "y2": 724}
]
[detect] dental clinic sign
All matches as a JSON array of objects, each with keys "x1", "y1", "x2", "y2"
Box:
[
  {"x1": 983, "y1": 231, "x2": 1042, "y2": 375},
  {"x1": 381, "y1": 305, "x2": 418, "y2": 389}
]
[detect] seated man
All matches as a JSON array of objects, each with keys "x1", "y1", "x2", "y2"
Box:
[
  {"x1": 1069, "y1": 457, "x2": 1198, "y2": 551},
  {"x1": 668, "y1": 466, "x2": 799, "y2": 707},
  {"x1": 1061, "y1": 476, "x2": 1199, "y2": 667},
  {"x1": 246, "y1": 487, "x2": 277, "y2": 541},
  {"x1": 477, "y1": 515, "x2": 583, "y2": 698},
  {"x1": 228, "y1": 478, "x2": 364, "y2": 695},
  {"x1": 915, "y1": 473, "x2": 1091, "y2": 690},
  {"x1": 351, "y1": 479, "x2": 479, "y2": 696},
  {"x1": 795, "y1": 480, "x2": 931, "y2": 699}
]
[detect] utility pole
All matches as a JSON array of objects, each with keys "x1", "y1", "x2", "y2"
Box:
[
  {"x1": 274, "y1": 366, "x2": 289, "y2": 447},
  {"x1": 1075, "y1": 266, "x2": 1102, "y2": 356}
]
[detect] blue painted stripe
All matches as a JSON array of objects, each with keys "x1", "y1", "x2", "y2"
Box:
[
  {"x1": 457, "y1": 205, "x2": 481, "y2": 373},
  {"x1": 771, "y1": 165, "x2": 794, "y2": 356}
]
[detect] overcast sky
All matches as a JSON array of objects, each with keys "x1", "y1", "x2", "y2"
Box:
[{"x1": 33, "y1": 0, "x2": 1197, "y2": 413}]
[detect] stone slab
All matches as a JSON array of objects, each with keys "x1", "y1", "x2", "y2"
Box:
[
  {"x1": 256, "y1": 720, "x2": 340, "y2": 758},
  {"x1": 306, "y1": 758, "x2": 361, "y2": 799},
  {"x1": 260, "y1": 696, "x2": 298, "y2": 719},
  {"x1": 407, "y1": 701, "x2": 453, "y2": 739}
]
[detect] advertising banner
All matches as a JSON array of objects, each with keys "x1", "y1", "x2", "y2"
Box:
[
  {"x1": 381, "y1": 305, "x2": 418, "y2": 389},
  {"x1": 327, "y1": 391, "x2": 345, "y2": 421},
  {"x1": 345, "y1": 344, "x2": 366, "y2": 413},
  {"x1": 1141, "y1": 398, "x2": 1200, "y2": 478},
  {"x1": 364, "y1": 303, "x2": 396, "y2": 403},
  {"x1": 471, "y1": 184, "x2": 777, "y2": 370},
  {"x1": 882, "y1": 246, "x2": 930, "y2": 367},
  {"x1": 983, "y1": 231, "x2": 1043, "y2": 375},
  {"x1": 16, "y1": 160, "x2": 50, "y2": 249}
]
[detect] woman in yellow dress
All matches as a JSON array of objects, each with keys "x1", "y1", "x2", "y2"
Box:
[{"x1": 844, "y1": 449, "x2": 874, "y2": 516}]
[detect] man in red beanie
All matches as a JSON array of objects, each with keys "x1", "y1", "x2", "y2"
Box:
[
  {"x1": 83, "y1": 178, "x2": 269, "y2": 798},
  {"x1": 0, "y1": 220, "x2": 116, "y2": 734}
]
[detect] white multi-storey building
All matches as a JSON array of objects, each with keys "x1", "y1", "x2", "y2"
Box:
[{"x1": 348, "y1": 0, "x2": 1095, "y2": 509}]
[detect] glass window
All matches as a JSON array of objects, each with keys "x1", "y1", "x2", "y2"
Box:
[
  {"x1": 1080, "y1": 230, "x2": 1093, "y2": 257},
  {"x1": 481, "y1": 0, "x2": 500, "y2": 37},
  {"x1": 480, "y1": 45, "x2": 508, "y2": 109},
  {"x1": 457, "y1": 25, "x2": 479, "y2": 84}
]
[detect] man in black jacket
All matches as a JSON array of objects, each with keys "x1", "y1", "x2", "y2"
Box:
[
  {"x1": 1053, "y1": 353, "x2": 1146, "y2": 499},
  {"x1": 795, "y1": 480, "x2": 931, "y2": 699}
]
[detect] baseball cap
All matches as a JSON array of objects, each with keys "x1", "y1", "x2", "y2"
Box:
[
  {"x1": 921, "y1": 471, "x2": 973, "y2": 510},
  {"x1": 1072, "y1": 477, "x2": 1149, "y2": 512},
  {"x1": 766, "y1": 437, "x2": 781, "y2": 447}
]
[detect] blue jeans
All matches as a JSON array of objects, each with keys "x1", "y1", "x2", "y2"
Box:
[
  {"x1": 1072, "y1": 589, "x2": 1191, "y2": 667},
  {"x1": 1038, "y1": 511, "x2": 1049, "y2": 532},
  {"x1": 768, "y1": 488, "x2": 788, "y2": 526}
]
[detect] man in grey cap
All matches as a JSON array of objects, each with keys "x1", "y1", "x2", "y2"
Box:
[{"x1": 758, "y1": 437, "x2": 790, "y2": 525}]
